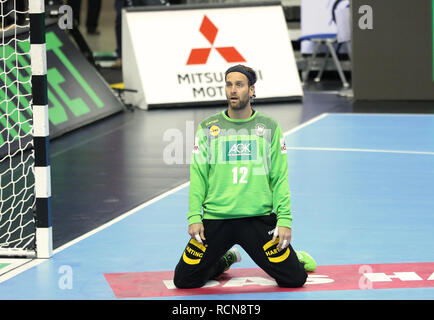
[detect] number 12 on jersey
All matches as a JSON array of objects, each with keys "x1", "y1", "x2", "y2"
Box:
[{"x1": 232, "y1": 167, "x2": 248, "y2": 184}]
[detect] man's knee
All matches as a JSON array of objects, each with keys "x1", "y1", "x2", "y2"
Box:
[
  {"x1": 173, "y1": 278, "x2": 200, "y2": 289},
  {"x1": 276, "y1": 270, "x2": 307, "y2": 288},
  {"x1": 173, "y1": 271, "x2": 206, "y2": 289}
]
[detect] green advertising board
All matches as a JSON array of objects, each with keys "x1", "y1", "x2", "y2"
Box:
[{"x1": 0, "y1": 22, "x2": 123, "y2": 156}]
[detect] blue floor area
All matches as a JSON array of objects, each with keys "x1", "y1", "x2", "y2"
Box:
[
  {"x1": 1, "y1": 113, "x2": 433, "y2": 299},
  {"x1": 286, "y1": 113, "x2": 434, "y2": 152}
]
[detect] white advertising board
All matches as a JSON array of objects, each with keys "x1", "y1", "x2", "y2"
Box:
[{"x1": 122, "y1": 3, "x2": 303, "y2": 109}]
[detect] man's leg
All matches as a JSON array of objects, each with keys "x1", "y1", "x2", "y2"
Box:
[
  {"x1": 173, "y1": 219, "x2": 235, "y2": 289},
  {"x1": 237, "y1": 215, "x2": 308, "y2": 288},
  {"x1": 86, "y1": 0, "x2": 102, "y2": 34}
]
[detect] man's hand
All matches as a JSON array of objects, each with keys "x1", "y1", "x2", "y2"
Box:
[
  {"x1": 188, "y1": 223, "x2": 206, "y2": 244},
  {"x1": 272, "y1": 226, "x2": 291, "y2": 251}
]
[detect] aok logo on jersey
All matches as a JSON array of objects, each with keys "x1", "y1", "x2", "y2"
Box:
[{"x1": 223, "y1": 140, "x2": 258, "y2": 161}]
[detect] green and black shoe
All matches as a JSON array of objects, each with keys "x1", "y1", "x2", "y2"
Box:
[{"x1": 222, "y1": 247, "x2": 242, "y2": 271}]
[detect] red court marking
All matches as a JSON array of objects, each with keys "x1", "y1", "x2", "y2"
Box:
[{"x1": 104, "y1": 262, "x2": 434, "y2": 299}]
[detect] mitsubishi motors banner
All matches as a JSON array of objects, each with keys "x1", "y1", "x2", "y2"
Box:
[{"x1": 122, "y1": 2, "x2": 303, "y2": 109}]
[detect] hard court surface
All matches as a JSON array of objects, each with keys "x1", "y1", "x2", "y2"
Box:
[{"x1": 1, "y1": 105, "x2": 433, "y2": 300}]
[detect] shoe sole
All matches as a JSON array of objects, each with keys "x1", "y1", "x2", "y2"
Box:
[{"x1": 230, "y1": 247, "x2": 242, "y2": 263}]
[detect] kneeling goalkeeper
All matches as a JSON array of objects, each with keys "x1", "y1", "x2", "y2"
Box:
[{"x1": 173, "y1": 65, "x2": 315, "y2": 289}]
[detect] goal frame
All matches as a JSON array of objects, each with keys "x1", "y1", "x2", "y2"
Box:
[
  {"x1": 30, "y1": 0, "x2": 52, "y2": 259},
  {"x1": 0, "y1": 0, "x2": 52, "y2": 259}
]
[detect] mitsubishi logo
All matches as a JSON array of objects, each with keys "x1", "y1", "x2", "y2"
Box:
[{"x1": 186, "y1": 15, "x2": 246, "y2": 65}]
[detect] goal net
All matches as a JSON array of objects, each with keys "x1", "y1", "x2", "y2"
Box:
[{"x1": 0, "y1": 0, "x2": 52, "y2": 258}]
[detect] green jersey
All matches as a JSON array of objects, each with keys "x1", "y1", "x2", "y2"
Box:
[{"x1": 188, "y1": 109, "x2": 292, "y2": 228}]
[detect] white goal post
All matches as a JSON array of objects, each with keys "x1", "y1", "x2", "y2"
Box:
[{"x1": 0, "y1": 0, "x2": 52, "y2": 258}]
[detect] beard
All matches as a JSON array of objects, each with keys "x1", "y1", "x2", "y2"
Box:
[{"x1": 228, "y1": 95, "x2": 250, "y2": 110}]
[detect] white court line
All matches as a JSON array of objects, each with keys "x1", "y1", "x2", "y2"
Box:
[
  {"x1": 56, "y1": 113, "x2": 328, "y2": 255},
  {"x1": 283, "y1": 113, "x2": 329, "y2": 136},
  {"x1": 53, "y1": 181, "x2": 191, "y2": 255},
  {"x1": 0, "y1": 259, "x2": 43, "y2": 284},
  {"x1": 328, "y1": 113, "x2": 434, "y2": 117},
  {"x1": 0, "y1": 259, "x2": 31, "y2": 276},
  {"x1": 0, "y1": 112, "x2": 330, "y2": 283},
  {"x1": 0, "y1": 181, "x2": 190, "y2": 283},
  {"x1": 286, "y1": 146, "x2": 434, "y2": 156}
]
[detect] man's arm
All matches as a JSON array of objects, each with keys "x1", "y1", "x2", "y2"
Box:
[
  {"x1": 269, "y1": 124, "x2": 292, "y2": 249},
  {"x1": 187, "y1": 125, "x2": 209, "y2": 240}
]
